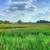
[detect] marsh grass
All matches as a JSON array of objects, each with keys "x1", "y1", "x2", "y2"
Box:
[
  {"x1": 0, "y1": 24, "x2": 50, "y2": 50},
  {"x1": 0, "y1": 31, "x2": 50, "y2": 50}
]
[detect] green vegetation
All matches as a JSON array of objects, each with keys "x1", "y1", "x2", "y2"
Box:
[{"x1": 0, "y1": 23, "x2": 50, "y2": 50}]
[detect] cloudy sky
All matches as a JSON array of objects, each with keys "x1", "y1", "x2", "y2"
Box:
[{"x1": 0, "y1": 0, "x2": 50, "y2": 22}]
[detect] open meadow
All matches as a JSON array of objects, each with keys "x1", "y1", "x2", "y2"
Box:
[{"x1": 0, "y1": 23, "x2": 50, "y2": 50}]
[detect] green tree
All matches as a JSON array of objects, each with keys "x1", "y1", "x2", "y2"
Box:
[{"x1": 17, "y1": 20, "x2": 23, "y2": 24}]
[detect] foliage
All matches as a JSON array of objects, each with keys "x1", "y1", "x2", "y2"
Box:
[
  {"x1": 0, "y1": 20, "x2": 10, "y2": 24},
  {"x1": 37, "y1": 20, "x2": 50, "y2": 23}
]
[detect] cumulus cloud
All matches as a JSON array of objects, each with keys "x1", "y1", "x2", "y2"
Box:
[
  {"x1": 0, "y1": 0, "x2": 50, "y2": 22},
  {"x1": 4, "y1": 0, "x2": 37, "y2": 12}
]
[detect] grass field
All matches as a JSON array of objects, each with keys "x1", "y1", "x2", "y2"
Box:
[{"x1": 0, "y1": 23, "x2": 50, "y2": 50}]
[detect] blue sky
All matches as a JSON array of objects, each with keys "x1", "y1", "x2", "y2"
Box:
[{"x1": 0, "y1": 0, "x2": 50, "y2": 22}]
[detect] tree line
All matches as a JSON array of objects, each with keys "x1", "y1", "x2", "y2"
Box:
[
  {"x1": 0, "y1": 20, "x2": 50, "y2": 24},
  {"x1": 37, "y1": 20, "x2": 50, "y2": 23},
  {"x1": 0, "y1": 20, "x2": 10, "y2": 24}
]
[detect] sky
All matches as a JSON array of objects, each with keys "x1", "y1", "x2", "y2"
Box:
[{"x1": 0, "y1": 0, "x2": 50, "y2": 22}]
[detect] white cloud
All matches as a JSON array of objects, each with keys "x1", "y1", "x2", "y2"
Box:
[{"x1": 0, "y1": 0, "x2": 50, "y2": 22}]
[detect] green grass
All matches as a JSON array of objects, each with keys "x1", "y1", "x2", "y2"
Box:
[{"x1": 0, "y1": 23, "x2": 50, "y2": 50}]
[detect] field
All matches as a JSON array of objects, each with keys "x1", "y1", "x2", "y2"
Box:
[{"x1": 0, "y1": 23, "x2": 50, "y2": 50}]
